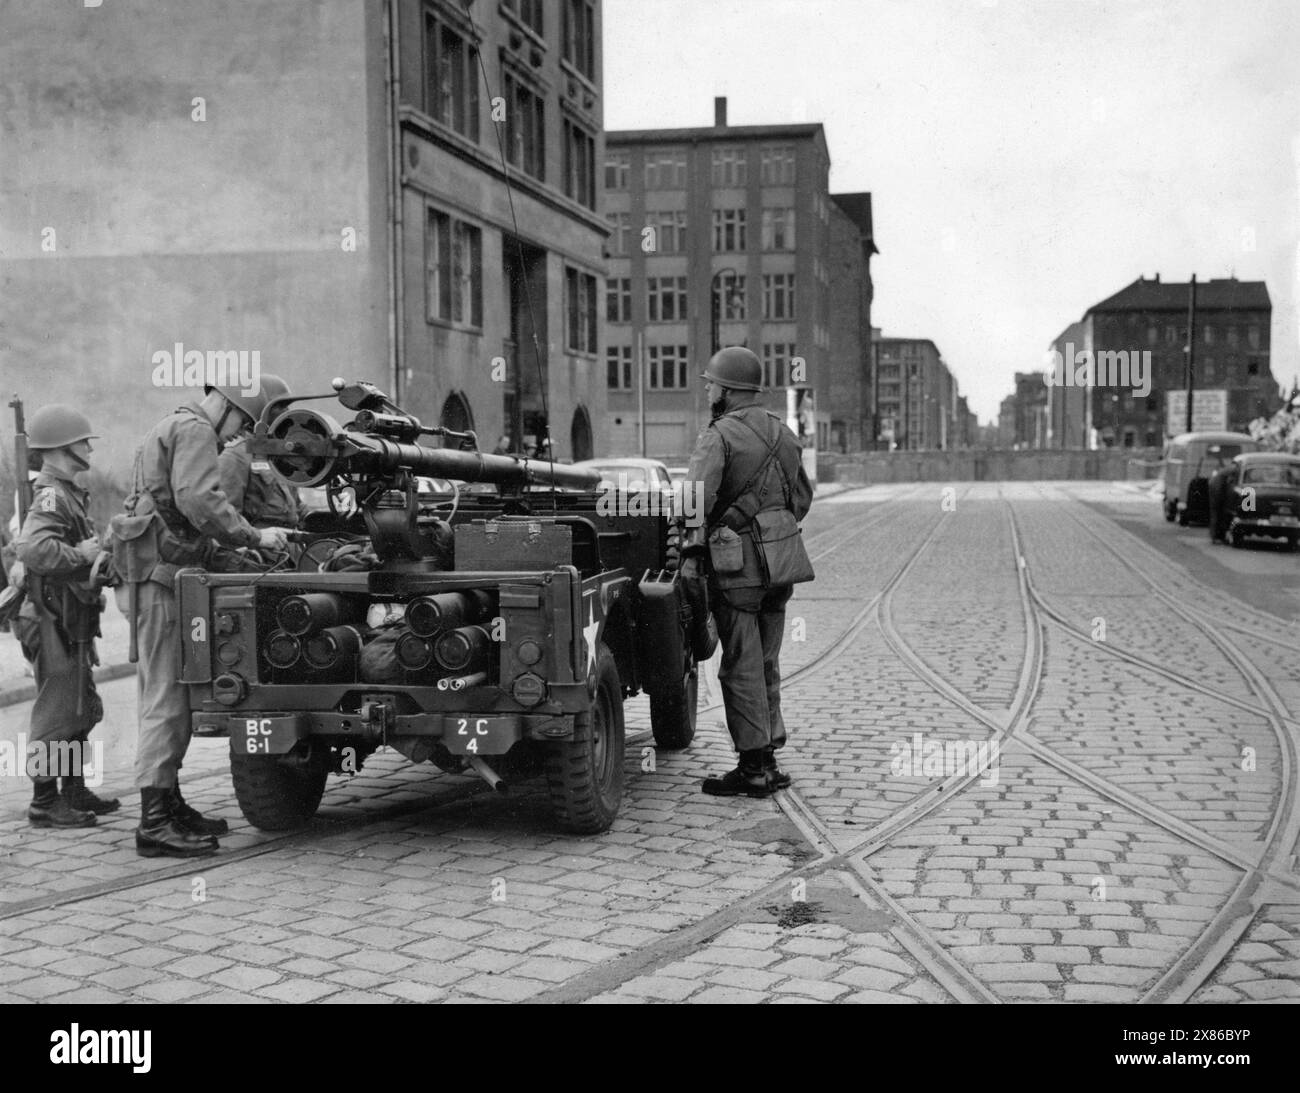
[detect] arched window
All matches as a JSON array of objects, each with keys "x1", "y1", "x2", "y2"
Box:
[
  {"x1": 440, "y1": 391, "x2": 474, "y2": 435},
  {"x1": 570, "y1": 405, "x2": 593, "y2": 462}
]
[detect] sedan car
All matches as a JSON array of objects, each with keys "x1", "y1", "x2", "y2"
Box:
[
  {"x1": 570, "y1": 457, "x2": 674, "y2": 493},
  {"x1": 1208, "y1": 452, "x2": 1300, "y2": 549}
]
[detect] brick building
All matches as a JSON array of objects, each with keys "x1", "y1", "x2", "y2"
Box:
[
  {"x1": 602, "y1": 99, "x2": 875, "y2": 458},
  {"x1": 1054, "y1": 275, "x2": 1273, "y2": 447}
]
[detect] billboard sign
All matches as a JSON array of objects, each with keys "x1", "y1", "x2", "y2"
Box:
[{"x1": 1166, "y1": 389, "x2": 1227, "y2": 434}]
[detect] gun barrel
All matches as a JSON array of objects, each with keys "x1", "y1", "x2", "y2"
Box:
[{"x1": 254, "y1": 408, "x2": 600, "y2": 490}]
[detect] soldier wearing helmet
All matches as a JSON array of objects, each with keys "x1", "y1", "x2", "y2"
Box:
[
  {"x1": 218, "y1": 374, "x2": 302, "y2": 534},
  {"x1": 679, "y1": 346, "x2": 813, "y2": 797},
  {"x1": 109, "y1": 378, "x2": 292, "y2": 858},
  {"x1": 11, "y1": 404, "x2": 116, "y2": 828}
]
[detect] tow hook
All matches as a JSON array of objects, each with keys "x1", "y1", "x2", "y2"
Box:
[{"x1": 359, "y1": 697, "x2": 394, "y2": 743}]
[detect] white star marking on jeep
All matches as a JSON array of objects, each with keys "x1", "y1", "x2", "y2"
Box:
[{"x1": 583, "y1": 599, "x2": 600, "y2": 675}]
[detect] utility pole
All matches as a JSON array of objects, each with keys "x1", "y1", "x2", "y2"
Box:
[
  {"x1": 1184, "y1": 274, "x2": 1197, "y2": 433},
  {"x1": 636, "y1": 330, "x2": 646, "y2": 457}
]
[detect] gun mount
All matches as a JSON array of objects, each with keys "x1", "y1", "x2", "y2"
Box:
[{"x1": 180, "y1": 378, "x2": 702, "y2": 836}]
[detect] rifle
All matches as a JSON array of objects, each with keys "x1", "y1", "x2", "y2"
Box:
[
  {"x1": 0, "y1": 397, "x2": 33, "y2": 626},
  {"x1": 9, "y1": 395, "x2": 33, "y2": 524}
]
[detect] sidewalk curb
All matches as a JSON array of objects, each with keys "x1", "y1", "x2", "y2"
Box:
[{"x1": 0, "y1": 662, "x2": 136, "y2": 710}]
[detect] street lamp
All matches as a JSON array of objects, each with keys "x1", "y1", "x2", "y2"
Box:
[{"x1": 710, "y1": 267, "x2": 742, "y2": 356}]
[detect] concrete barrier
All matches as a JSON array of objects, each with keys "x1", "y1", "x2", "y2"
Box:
[{"x1": 816, "y1": 448, "x2": 1164, "y2": 484}]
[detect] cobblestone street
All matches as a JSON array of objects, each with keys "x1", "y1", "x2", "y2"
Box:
[{"x1": 3, "y1": 482, "x2": 1299, "y2": 1005}]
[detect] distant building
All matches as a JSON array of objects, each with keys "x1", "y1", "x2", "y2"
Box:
[
  {"x1": 603, "y1": 98, "x2": 875, "y2": 458},
  {"x1": 1050, "y1": 275, "x2": 1272, "y2": 448},
  {"x1": 1046, "y1": 320, "x2": 1088, "y2": 448},
  {"x1": 997, "y1": 394, "x2": 1017, "y2": 449},
  {"x1": 872, "y1": 335, "x2": 963, "y2": 449},
  {"x1": 1013, "y1": 371, "x2": 1049, "y2": 448},
  {"x1": 0, "y1": 0, "x2": 608, "y2": 478}
]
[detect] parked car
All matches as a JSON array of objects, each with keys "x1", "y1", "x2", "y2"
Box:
[
  {"x1": 1208, "y1": 452, "x2": 1300, "y2": 550},
  {"x1": 1162, "y1": 431, "x2": 1258, "y2": 526},
  {"x1": 571, "y1": 458, "x2": 674, "y2": 493}
]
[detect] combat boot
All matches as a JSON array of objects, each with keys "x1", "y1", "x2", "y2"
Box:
[
  {"x1": 136, "y1": 787, "x2": 218, "y2": 858},
  {"x1": 29, "y1": 779, "x2": 97, "y2": 828},
  {"x1": 171, "y1": 785, "x2": 229, "y2": 837},
  {"x1": 62, "y1": 775, "x2": 121, "y2": 815},
  {"x1": 702, "y1": 749, "x2": 774, "y2": 798},
  {"x1": 763, "y1": 746, "x2": 792, "y2": 790}
]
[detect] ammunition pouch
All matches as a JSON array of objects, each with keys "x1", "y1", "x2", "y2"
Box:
[
  {"x1": 60, "y1": 581, "x2": 104, "y2": 645},
  {"x1": 707, "y1": 526, "x2": 745, "y2": 574}
]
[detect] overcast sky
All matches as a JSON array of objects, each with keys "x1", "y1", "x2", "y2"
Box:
[{"x1": 603, "y1": 0, "x2": 1299, "y2": 424}]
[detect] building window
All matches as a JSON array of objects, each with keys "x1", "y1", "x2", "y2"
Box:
[
  {"x1": 502, "y1": 0, "x2": 545, "y2": 37},
  {"x1": 647, "y1": 345, "x2": 689, "y2": 389},
  {"x1": 645, "y1": 210, "x2": 687, "y2": 253},
  {"x1": 760, "y1": 145, "x2": 796, "y2": 185},
  {"x1": 563, "y1": 118, "x2": 596, "y2": 208},
  {"x1": 605, "y1": 212, "x2": 630, "y2": 256},
  {"x1": 647, "y1": 276, "x2": 689, "y2": 322},
  {"x1": 1201, "y1": 356, "x2": 1215, "y2": 384},
  {"x1": 1226, "y1": 325, "x2": 1239, "y2": 347},
  {"x1": 605, "y1": 151, "x2": 629, "y2": 190},
  {"x1": 607, "y1": 345, "x2": 632, "y2": 389},
  {"x1": 761, "y1": 208, "x2": 795, "y2": 251},
  {"x1": 1248, "y1": 324, "x2": 1261, "y2": 350},
  {"x1": 763, "y1": 273, "x2": 796, "y2": 319},
  {"x1": 565, "y1": 267, "x2": 598, "y2": 353},
  {"x1": 1166, "y1": 325, "x2": 1178, "y2": 344},
  {"x1": 1204, "y1": 324, "x2": 1215, "y2": 345},
  {"x1": 1247, "y1": 360, "x2": 1259, "y2": 376},
  {"x1": 711, "y1": 146, "x2": 747, "y2": 187},
  {"x1": 562, "y1": 0, "x2": 595, "y2": 79},
  {"x1": 644, "y1": 149, "x2": 687, "y2": 189},
  {"x1": 504, "y1": 71, "x2": 544, "y2": 179},
  {"x1": 606, "y1": 277, "x2": 631, "y2": 323},
  {"x1": 762, "y1": 343, "x2": 797, "y2": 388},
  {"x1": 712, "y1": 207, "x2": 746, "y2": 252},
  {"x1": 424, "y1": 10, "x2": 479, "y2": 141},
  {"x1": 713, "y1": 273, "x2": 746, "y2": 321},
  {"x1": 425, "y1": 208, "x2": 482, "y2": 328},
  {"x1": 1147, "y1": 324, "x2": 1158, "y2": 345}
]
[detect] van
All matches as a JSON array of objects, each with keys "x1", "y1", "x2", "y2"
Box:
[{"x1": 1162, "y1": 431, "x2": 1259, "y2": 525}]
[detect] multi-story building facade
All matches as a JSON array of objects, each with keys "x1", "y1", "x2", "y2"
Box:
[
  {"x1": 602, "y1": 99, "x2": 874, "y2": 458},
  {"x1": 1052, "y1": 275, "x2": 1272, "y2": 448},
  {"x1": 1, "y1": 0, "x2": 607, "y2": 487},
  {"x1": 872, "y1": 336, "x2": 963, "y2": 450},
  {"x1": 398, "y1": 0, "x2": 608, "y2": 457}
]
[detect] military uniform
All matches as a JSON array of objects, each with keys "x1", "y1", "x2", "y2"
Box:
[
  {"x1": 218, "y1": 435, "x2": 301, "y2": 528},
  {"x1": 684, "y1": 394, "x2": 813, "y2": 762},
  {"x1": 13, "y1": 469, "x2": 104, "y2": 782},
  {"x1": 115, "y1": 404, "x2": 263, "y2": 793}
]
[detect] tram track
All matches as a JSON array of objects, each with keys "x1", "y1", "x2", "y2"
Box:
[
  {"x1": 809, "y1": 482, "x2": 1299, "y2": 1005},
  {"x1": 1031, "y1": 485, "x2": 1300, "y2": 1003}
]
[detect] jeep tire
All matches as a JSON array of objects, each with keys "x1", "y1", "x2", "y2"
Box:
[
  {"x1": 545, "y1": 642, "x2": 624, "y2": 834},
  {"x1": 231, "y1": 744, "x2": 329, "y2": 831}
]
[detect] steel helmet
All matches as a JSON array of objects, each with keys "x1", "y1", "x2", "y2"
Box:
[
  {"x1": 207, "y1": 373, "x2": 292, "y2": 427},
  {"x1": 702, "y1": 346, "x2": 763, "y2": 392},
  {"x1": 258, "y1": 374, "x2": 293, "y2": 424},
  {"x1": 27, "y1": 404, "x2": 98, "y2": 450}
]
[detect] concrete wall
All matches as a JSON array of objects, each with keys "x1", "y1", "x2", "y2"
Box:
[
  {"x1": 818, "y1": 447, "x2": 1166, "y2": 484},
  {"x1": 0, "y1": 0, "x2": 390, "y2": 493}
]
